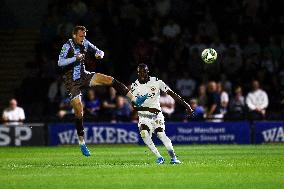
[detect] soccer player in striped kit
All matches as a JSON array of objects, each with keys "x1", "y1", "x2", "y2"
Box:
[{"x1": 58, "y1": 26, "x2": 148, "y2": 156}]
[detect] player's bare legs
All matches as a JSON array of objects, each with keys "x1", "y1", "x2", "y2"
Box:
[
  {"x1": 89, "y1": 73, "x2": 113, "y2": 86},
  {"x1": 139, "y1": 124, "x2": 164, "y2": 164},
  {"x1": 89, "y1": 73, "x2": 147, "y2": 106},
  {"x1": 155, "y1": 127, "x2": 181, "y2": 164},
  {"x1": 70, "y1": 96, "x2": 91, "y2": 156}
]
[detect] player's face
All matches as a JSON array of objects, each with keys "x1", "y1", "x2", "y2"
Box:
[
  {"x1": 73, "y1": 30, "x2": 86, "y2": 45},
  {"x1": 137, "y1": 67, "x2": 149, "y2": 82}
]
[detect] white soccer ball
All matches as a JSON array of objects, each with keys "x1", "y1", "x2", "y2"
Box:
[{"x1": 201, "y1": 48, "x2": 217, "y2": 64}]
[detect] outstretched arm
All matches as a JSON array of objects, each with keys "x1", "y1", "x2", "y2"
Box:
[
  {"x1": 167, "y1": 90, "x2": 194, "y2": 116},
  {"x1": 58, "y1": 44, "x2": 76, "y2": 66},
  {"x1": 86, "y1": 40, "x2": 104, "y2": 59}
]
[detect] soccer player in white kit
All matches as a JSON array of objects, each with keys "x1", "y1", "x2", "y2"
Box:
[{"x1": 131, "y1": 64, "x2": 194, "y2": 164}]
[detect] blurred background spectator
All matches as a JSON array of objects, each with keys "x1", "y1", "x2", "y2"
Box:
[
  {"x1": 196, "y1": 84, "x2": 207, "y2": 111},
  {"x1": 206, "y1": 81, "x2": 222, "y2": 122},
  {"x1": 159, "y1": 91, "x2": 175, "y2": 120},
  {"x1": 57, "y1": 96, "x2": 74, "y2": 120},
  {"x1": 246, "y1": 80, "x2": 269, "y2": 120},
  {"x1": 47, "y1": 76, "x2": 66, "y2": 115},
  {"x1": 83, "y1": 89, "x2": 101, "y2": 121},
  {"x1": 217, "y1": 81, "x2": 229, "y2": 116},
  {"x1": 187, "y1": 99, "x2": 204, "y2": 121},
  {"x1": 111, "y1": 96, "x2": 132, "y2": 123},
  {"x1": 101, "y1": 87, "x2": 117, "y2": 121},
  {"x1": 2, "y1": 99, "x2": 25, "y2": 125},
  {"x1": 227, "y1": 86, "x2": 246, "y2": 120}
]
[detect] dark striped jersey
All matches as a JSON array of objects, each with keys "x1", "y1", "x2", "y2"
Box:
[{"x1": 58, "y1": 39, "x2": 100, "y2": 81}]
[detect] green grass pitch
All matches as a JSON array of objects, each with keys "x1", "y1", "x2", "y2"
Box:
[{"x1": 0, "y1": 145, "x2": 284, "y2": 189}]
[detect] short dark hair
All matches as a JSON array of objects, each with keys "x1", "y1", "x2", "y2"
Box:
[
  {"x1": 137, "y1": 63, "x2": 149, "y2": 73},
  {"x1": 72, "y1": 25, "x2": 87, "y2": 35},
  {"x1": 138, "y1": 63, "x2": 148, "y2": 70}
]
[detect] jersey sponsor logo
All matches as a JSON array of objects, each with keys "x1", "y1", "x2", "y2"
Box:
[
  {"x1": 151, "y1": 86, "x2": 156, "y2": 91},
  {"x1": 60, "y1": 46, "x2": 67, "y2": 56},
  {"x1": 73, "y1": 63, "x2": 81, "y2": 80},
  {"x1": 68, "y1": 93, "x2": 73, "y2": 99},
  {"x1": 60, "y1": 44, "x2": 70, "y2": 57},
  {"x1": 148, "y1": 92, "x2": 155, "y2": 98}
]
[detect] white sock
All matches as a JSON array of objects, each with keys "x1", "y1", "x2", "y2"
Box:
[
  {"x1": 140, "y1": 130, "x2": 162, "y2": 158},
  {"x1": 126, "y1": 91, "x2": 135, "y2": 102},
  {"x1": 78, "y1": 136, "x2": 85, "y2": 145},
  {"x1": 157, "y1": 132, "x2": 176, "y2": 159}
]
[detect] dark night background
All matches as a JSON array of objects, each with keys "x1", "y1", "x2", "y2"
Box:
[{"x1": 0, "y1": 0, "x2": 284, "y2": 122}]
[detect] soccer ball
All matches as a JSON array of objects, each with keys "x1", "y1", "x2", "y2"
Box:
[{"x1": 201, "y1": 48, "x2": 217, "y2": 64}]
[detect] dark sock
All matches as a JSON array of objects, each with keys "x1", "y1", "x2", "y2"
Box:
[
  {"x1": 75, "y1": 118, "x2": 84, "y2": 136},
  {"x1": 168, "y1": 150, "x2": 176, "y2": 159},
  {"x1": 111, "y1": 79, "x2": 129, "y2": 96}
]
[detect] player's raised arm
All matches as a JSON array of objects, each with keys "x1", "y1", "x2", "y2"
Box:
[{"x1": 86, "y1": 39, "x2": 104, "y2": 59}]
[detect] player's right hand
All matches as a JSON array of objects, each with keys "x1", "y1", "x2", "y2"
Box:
[
  {"x1": 95, "y1": 50, "x2": 104, "y2": 59},
  {"x1": 76, "y1": 53, "x2": 85, "y2": 61}
]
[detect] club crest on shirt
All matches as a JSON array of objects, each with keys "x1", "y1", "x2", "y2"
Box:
[
  {"x1": 151, "y1": 86, "x2": 156, "y2": 91},
  {"x1": 60, "y1": 46, "x2": 68, "y2": 56}
]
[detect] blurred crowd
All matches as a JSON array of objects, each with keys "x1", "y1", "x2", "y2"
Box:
[{"x1": 9, "y1": 0, "x2": 284, "y2": 122}]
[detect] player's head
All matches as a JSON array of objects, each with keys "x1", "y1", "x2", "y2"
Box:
[
  {"x1": 137, "y1": 63, "x2": 149, "y2": 83},
  {"x1": 72, "y1": 25, "x2": 87, "y2": 45}
]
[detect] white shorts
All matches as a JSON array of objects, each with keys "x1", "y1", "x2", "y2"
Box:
[{"x1": 138, "y1": 112, "x2": 165, "y2": 133}]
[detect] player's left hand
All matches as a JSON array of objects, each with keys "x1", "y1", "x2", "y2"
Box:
[{"x1": 95, "y1": 50, "x2": 104, "y2": 59}]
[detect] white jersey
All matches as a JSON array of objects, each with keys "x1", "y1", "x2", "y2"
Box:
[{"x1": 131, "y1": 77, "x2": 170, "y2": 113}]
